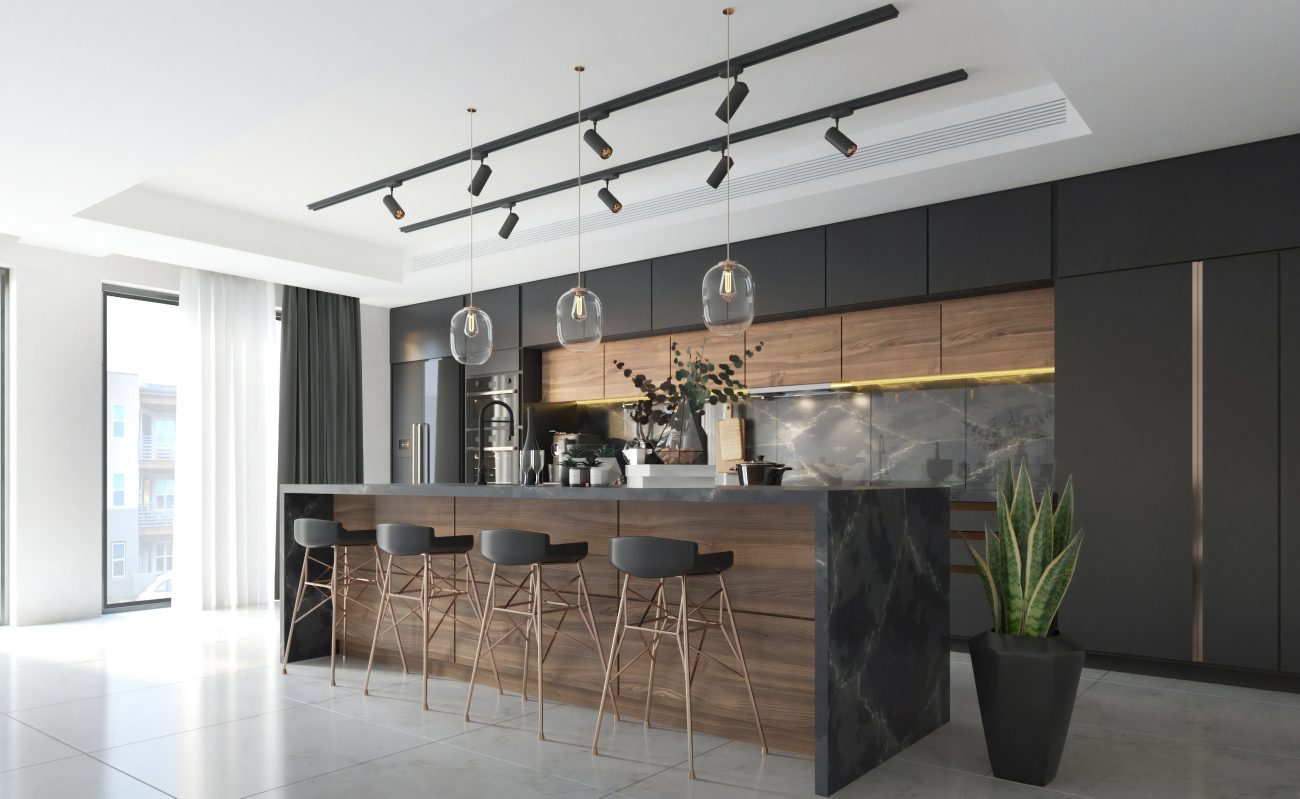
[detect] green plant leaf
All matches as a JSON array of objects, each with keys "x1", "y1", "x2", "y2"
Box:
[
  {"x1": 1022, "y1": 485, "x2": 1054, "y2": 601},
  {"x1": 1052, "y1": 477, "x2": 1075, "y2": 560},
  {"x1": 1022, "y1": 532, "x2": 1085, "y2": 637},
  {"x1": 1010, "y1": 463, "x2": 1035, "y2": 569},
  {"x1": 729, "y1": 354, "x2": 743, "y2": 367},
  {"x1": 986, "y1": 527, "x2": 1005, "y2": 632},
  {"x1": 674, "y1": 369, "x2": 688, "y2": 380},
  {"x1": 960, "y1": 527, "x2": 1001, "y2": 632},
  {"x1": 997, "y1": 477, "x2": 1025, "y2": 635}
]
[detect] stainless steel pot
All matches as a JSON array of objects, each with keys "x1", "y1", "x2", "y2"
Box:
[{"x1": 734, "y1": 456, "x2": 792, "y2": 486}]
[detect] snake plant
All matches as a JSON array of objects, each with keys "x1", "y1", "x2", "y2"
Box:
[{"x1": 961, "y1": 463, "x2": 1085, "y2": 638}]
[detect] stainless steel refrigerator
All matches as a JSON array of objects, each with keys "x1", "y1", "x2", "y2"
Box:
[{"x1": 392, "y1": 357, "x2": 462, "y2": 484}]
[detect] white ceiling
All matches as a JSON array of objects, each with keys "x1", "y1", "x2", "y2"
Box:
[{"x1": 3, "y1": 0, "x2": 1299, "y2": 306}]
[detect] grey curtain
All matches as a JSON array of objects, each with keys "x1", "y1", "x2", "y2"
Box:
[{"x1": 278, "y1": 286, "x2": 364, "y2": 486}]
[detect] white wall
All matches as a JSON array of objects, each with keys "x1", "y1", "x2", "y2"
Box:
[
  {"x1": 1, "y1": 242, "x2": 181, "y2": 625},
  {"x1": 359, "y1": 303, "x2": 390, "y2": 484}
]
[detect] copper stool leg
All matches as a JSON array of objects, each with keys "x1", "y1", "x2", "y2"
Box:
[
  {"x1": 363, "y1": 553, "x2": 391, "y2": 696},
  {"x1": 575, "y1": 561, "x2": 620, "y2": 720},
  {"x1": 464, "y1": 564, "x2": 499, "y2": 720},
  {"x1": 328, "y1": 546, "x2": 340, "y2": 686},
  {"x1": 720, "y1": 572, "x2": 767, "y2": 753},
  {"x1": 533, "y1": 564, "x2": 545, "y2": 740},
  {"x1": 592, "y1": 573, "x2": 629, "y2": 755},
  {"x1": 676, "y1": 576, "x2": 696, "y2": 779},
  {"x1": 281, "y1": 545, "x2": 311, "y2": 674},
  {"x1": 643, "y1": 577, "x2": 667, "y2": 728}
]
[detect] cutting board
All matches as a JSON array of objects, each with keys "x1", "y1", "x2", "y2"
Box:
[{"x1": 715, "y1": 403, "x2": 745, "y2": 474}]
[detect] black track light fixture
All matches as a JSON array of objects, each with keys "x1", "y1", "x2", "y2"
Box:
[
  {"x1": 382, "y1": 185, "x2": 405, "y2": 220},
  {"x1": 825, "y1": 117, "x2": 857, "y2": 157},
  {"x1": 715, "y1": 78, "x2": 749, "y2": 122},
  {"x1": 583, "y1": 122, "x2": 614, "y2": 160},
  {"x1": 597, "y1": 179, "x2": 622, "y2": 213},
  {"x1": 498, "y1": 204, "x2": 520, "y2": 239},
  {"x1": 706, "y1": 152, "x2": 734, "y2": 189},
  {"x1": 468, "y1": 157, "x2": 492, "y2": 196}
]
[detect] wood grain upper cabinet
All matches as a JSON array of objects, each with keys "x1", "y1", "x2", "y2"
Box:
[
  {"x1": 541, "y1": 346, "x2": 604, "y2": 402},
  {"x1": 585, "y1": 261, "x2": 652, "y2": 338},
  {"x1": 841, "y1": 303, "x2": 941, "y2": 381},
  {"x1": 744, "y1": 316, "x2": 841, "y2": 388},
  {"x1": 928, "y1": 184, "x2": 1052, "y2": 294},
  {"x1": 675, "y1": 331, "x2": 749, "y2": 385},
  {"x1": 826, "y1": 208, "x2": 927, "y2": 308},
  {"x1": 940, "y1": 288, "x2": 1054, "y2": 373},
  {"x1": 390, "y1": 296, "x2": 464, "y2": 363},
  {"x1": 730, "y1": 228, "x2": 827, "y2": 318},
  {"x1": 604, "y1": 335, "x2": 669, "y2": 398}
]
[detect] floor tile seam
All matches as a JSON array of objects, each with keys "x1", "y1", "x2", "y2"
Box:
[
  {"x1": 438, "y1": 730, "x2": 683, "y2": 792},
  {"x1": 80, "y1": 749, "x2": 182, "y2": 799},
  {"x1": 464, "y1": 706, "x2": 736, "y2": 761},
  {"x1": 234, "y1": 740, "x2": 434, "y2": 799},
  {"x1": 881, "y1": 759, "x2": 1095, "y2": 798},
  {"x1": 1067, "y1": 718, "x2": 1300, "y2": 763},
  {"x1": 1095, "y1": 674, "x2": 1300, "y2": 709},
  {"x1": 307, "y1": 696, "x2": 486, "y2": 743},
  {"x1": 0, "y1": 750, "x2": 84, "y2": 775},
  {"x1": 83, "y1": 703, "x2": 331, "y2": 755}
]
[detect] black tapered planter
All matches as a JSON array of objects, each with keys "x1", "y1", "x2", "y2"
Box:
[{"x1": 969, "y1": 630, "x2": 1085, "y2": 786}]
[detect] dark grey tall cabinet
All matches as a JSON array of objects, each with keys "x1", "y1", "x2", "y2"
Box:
[{"x1": 1281, "y1": 250, "x2": 1300, "y2": 674}]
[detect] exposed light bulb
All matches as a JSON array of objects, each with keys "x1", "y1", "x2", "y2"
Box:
[
  {"x1": 719, "y1": 264, "x2": 736, "y2": 300},
  {"x1": 464, "y1": 309, "x2": 479, "y2": 337},
  {"x1": 571, "y1": 291, "x2": 587, "y2": 320}
]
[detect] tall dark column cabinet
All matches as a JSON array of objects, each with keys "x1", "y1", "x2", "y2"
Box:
[{"x1": 1282, "y1": 249, "x2": 1300, "y2": 674}]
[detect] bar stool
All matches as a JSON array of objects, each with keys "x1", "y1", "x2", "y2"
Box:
[
  {"x1": 362, "y1": 523, "x2": 499, "y2": 710},
  {"x1": 464, "y1": 528, "x2": 619, "y2": 739},
  {"x1": 592, "y1": 536, "x2": 767, "y2": 779},
  {"x1": 282, "y1": 518, "x2": 394, "y2": 686}
]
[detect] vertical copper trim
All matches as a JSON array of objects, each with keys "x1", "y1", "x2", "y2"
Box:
[{"x1": 1191, "y1": 260, "x2": 1205, "y2": 662}]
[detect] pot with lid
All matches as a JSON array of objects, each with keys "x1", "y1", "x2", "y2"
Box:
[{"x1": 734, "y1": 456, "x2": 792, "y2": 486}]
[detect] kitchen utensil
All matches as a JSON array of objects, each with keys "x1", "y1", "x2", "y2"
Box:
[
  {"x1": 716, "y1": 403, "x2": 745, "y2": 474},
  {"x1": 734, "y1": 456, "x2": 792, "y2": 486}
]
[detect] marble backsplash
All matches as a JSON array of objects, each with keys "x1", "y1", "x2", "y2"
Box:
[{"x1": 576, "y1": 380, "x2": 1054, "y2": 494}]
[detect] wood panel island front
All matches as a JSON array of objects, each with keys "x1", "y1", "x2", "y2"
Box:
[{"x1": 280, "y1": 483, "x2": 949, "y2": 796}]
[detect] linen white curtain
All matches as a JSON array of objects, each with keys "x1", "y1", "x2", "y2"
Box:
[{"x1": 174, "y1": 269, "x2": 278, "y2": 610}]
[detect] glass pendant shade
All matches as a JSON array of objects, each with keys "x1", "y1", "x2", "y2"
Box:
[
  {"x1": 556, "y1": 287, "x2": 603, "y2": 352},
  {"x1": 702, "y1": 259, "x2": 754, "y2": 336},
  {"x1": 450, "y1": 305, "x2": 494, "y2": 365}
]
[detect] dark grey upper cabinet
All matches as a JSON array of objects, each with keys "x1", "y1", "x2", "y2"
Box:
[
  {"x1": 731, "y1": 228, "x2": 826, "y2": 318},
  {"x1": 1056, "y1": 263, "x2": 1193, "y2": 661},
  {"x1": 651, "y1": 244, "x2": 725, "y2": 330},
  {"x1": 1057, "y1": 134, "x2": 1300, "y2": 276},
  {"x1": 1282, "y1": 250, "x2": 1300, "y2": 674},
  {"x1": 825, "y1": 208, "x2": 926, "y2": 307},
  {"x1": 585, "y1": 260, "x2": 652, "y2": 338},
  {"x1": 474, "y1": 285, "x2": 520, "y2": 350},
  {"x1": 928, "y1": 184, "x2": 1052, "y2": 294},
  {"x1": 390, "y1": 296, "x2": 463, "y2": 363},
  {"x1": 1203, "y1": 253, "x2": 1279, "y2": 671},
  {"x1": 520, "y1": 275, "x2": 572, "y2": 348}
]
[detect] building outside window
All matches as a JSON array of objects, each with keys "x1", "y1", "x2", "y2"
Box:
[
  {"x1": 153, "y1": 541, "x2": 173, "y2": 572},
  {"x1": 112, "y1": 473, "x2": 125, "y2": 506},
  {"x1": 110, "y1": 542, "x2": 126, "y2": 579},
  {"x1": 112, "y1": 404, "x2": 125, "y2": 437}
]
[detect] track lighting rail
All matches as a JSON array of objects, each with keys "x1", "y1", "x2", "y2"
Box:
[
  {"x1": 398, "y1": 68, "x2": 967, "y2": 233},
  {"x1": 306, "y1": 4, "x2": 900, "y2": 212}
]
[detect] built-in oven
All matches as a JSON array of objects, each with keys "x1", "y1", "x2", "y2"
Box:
[{"x1": 465, "y1": 373, "x2": 521, "y2": 484}]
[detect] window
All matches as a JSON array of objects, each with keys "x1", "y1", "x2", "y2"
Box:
[
  {"x1": 154, "y1": 478, "x2": 174, "y2": 509},
  {"x1": 111, "y1": 404, "x2": 125, "y2": 437},
  {"x1": 112, "y1": 473, "x2": 125, "y2": 507},
  {"x1": 153, "y1": 541, "x2": 173, "y2": 572},
  {"x1": 153, "y1": 419, "x2": 175, "y2": 449},
  {"x1": 110, "y1": 542, "x2": 126, "y2": 579}
]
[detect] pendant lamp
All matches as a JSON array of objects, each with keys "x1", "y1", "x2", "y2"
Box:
[
  {"x1": 556, "y1": 66, "x2": 604, "y2": 352},
  {"x1": 702, "y1": 7, "x2": 754, "y2": 336},
  {"x1": 451, "y1": 108, "x2": 494, "y2": 365}
]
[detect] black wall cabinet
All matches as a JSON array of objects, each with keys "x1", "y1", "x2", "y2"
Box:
[
  {"x1": 730, "y1": 228, "x2": 826, "y2": 317},
  {"x1": 585, "y1": 260, "x2": 652, "y2": 338},
  {"x1": 651, "y1": 244, "x2": 726, "y2": 330},
  {"x1": 1203, "y1": 253, "x2": 1280, "y2": 671},
  {"x1": 474, "y1": 285, "x2": 520, "y2": 351},
  {"x1": 390, "y1": 296, "x2": 464, "y2": 363},
  {"x1": 1056, "y1": 135, "x2": 1300, "y2": 277},
  {"x1": 826, "y1": 208, "x2": 927, "y2": 308},
  {"x1": 520, "y1": 275, "x2": 572, "y2": 348},
  {"x1": 928, "y1": 184, "x2": 1052, "y2": 294},
  {"x1": 1056, "y1": 263, "x2": 1193, "y2": 661},
  {"x1": 1282, "y1": 249, "x2": 1300, "y2": 674}
]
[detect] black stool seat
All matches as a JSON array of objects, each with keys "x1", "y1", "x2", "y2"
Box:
[
  {"x1": 479, "y1": 528, "x2": 588, "y2": 566},
  {"x1": 293, "y1": 518, "x2": 376, "y2": 549},
  {"x1": 608, "y1": 536, "x2": 734, "y2": 579},
  {"x1": 377, "y1": 523, "x2": 474, "y2": 557}
]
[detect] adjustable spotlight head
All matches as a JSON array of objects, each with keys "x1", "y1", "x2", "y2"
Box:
[
  {"x1": 706, "y1": 152, "x2": 734, "y2": 189},
  {"x1": 825, "y1": 118, "x2": 857, "y2": 157},
  {"x1": 714, "y1": 79, "x2": 749, "y2": 122},
  {"x1": 468, "y1": 156, "x2": 492, "y2": 196},
  {"x1": 382, "y1": 184, "x2": 405, "y2": 220},
  {"x1": 498, "y1": 204, "x2": 520, "y2": 239},
  {"x1": 597, "y1": 179, "x2": 622, "y2": 213},
  {"x1": 583, "y1": 123, "x2": 613, "y2": 160}
]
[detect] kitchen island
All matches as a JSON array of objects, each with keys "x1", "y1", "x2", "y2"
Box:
[{"x1": 280, "y1": 483, "x2": 949, "y2": 796}]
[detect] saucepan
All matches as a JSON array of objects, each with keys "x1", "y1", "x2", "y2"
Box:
[{"x1": 734, "y1": 456, "x2": 792, "y2": 486}]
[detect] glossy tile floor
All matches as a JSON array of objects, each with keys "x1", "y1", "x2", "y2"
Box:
[{"x1": 2, "y1": 606, "x2": 1299, "y2": 798}]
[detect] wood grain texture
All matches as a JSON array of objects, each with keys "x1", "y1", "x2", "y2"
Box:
[
  {"x1": 841, "y1": 303, "x2": 941, "y2": 381},
  {"x1": 604, "y1": 335, "x2": 670, "y2": 398},
  {"x1": 541, "y1": 346, "x2": 605, "y2": 402},
  {"x1": 940, "y1": 288, "x2": 1055, "y2": 373},
  {"x1": 744, "y1": 316, "x2": 842, "y2": 388},
  {"x1": 673, "y1": 332, "x2": 750, "y2": 386},
  {"x1": 715, "y1": 409, "x2": 745, "y2": 474},
  {"x1": 617, "y1": 501, "x2": 814, "y2": 619}
]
